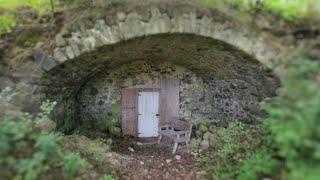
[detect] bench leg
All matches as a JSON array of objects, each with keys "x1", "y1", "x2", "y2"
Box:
[
  {"x1": 172, "y1": 142, "x2": 178, "y2": 154},
  {"x1": 157, "y1": 135, "x2": 162, "y2": 144}
]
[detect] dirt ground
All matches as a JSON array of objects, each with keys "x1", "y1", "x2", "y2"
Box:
[{"x1": 107, "y1": 137, "x2": 206, "y2": 180}]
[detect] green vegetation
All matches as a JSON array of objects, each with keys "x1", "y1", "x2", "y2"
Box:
[
  {"x1": 0, "y1": 88, "x2": 114, "y2": 180},
  {"x1": 198, "y1": 121, "x2": 277, "y2": 179},
  {"x1": 203, "y1": 0, "x2": 320, "y2": 20},
  {"x1": 262, "y1": 57, "x2": 320, "y2": 179}
]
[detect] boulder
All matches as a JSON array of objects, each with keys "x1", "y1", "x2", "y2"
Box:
[
  {"x1": 109, "y1": 126, "x2": 121, "y2": 136},
  {"x1": 195, "y1": 130, "x2": 203, "y2": 138},
  {"x1": 217, "y1": 127, "x2": 226, "y2": 137},
  {"x1": 209, "y1": 125, "x2": 218, "y2": 133},
  {"x1": 202, "y1": 132, "x2": 212, "y2": 140},
  {"x1": 200, "y1": 139, "x2": 210, "y2": 150},
  {"x1": 199, "y1": 124, "x2": 209, "y2": 133},
  {"x1": 35, "y1": 117, "x2": 57, "y2": 132},
  {"x1": 190, "y1": 138, "x2": 201, "y2": 149},
  {"x1": 209, "y1": 134, "x2": 220, "y2": 148}
]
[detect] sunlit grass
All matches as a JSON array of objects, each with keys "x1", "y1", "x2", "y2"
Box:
[{"x1": 202, "y1": 0, "x2": 320, "y2": 20}]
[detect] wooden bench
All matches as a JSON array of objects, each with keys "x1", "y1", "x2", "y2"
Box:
[{"x1": 157, "y1": 119, "x2": 192, "y2": 154}]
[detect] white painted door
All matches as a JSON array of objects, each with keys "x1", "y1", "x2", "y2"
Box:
[{"x1": 138, "y1": 91, "x2": 159, "y2": 137}]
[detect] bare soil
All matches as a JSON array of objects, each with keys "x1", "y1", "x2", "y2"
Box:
[{"x1": 108, "y1": 136, "x2": 205, "y2": 180}]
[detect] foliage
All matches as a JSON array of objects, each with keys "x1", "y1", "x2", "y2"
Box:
[
  {"x1": 202, "y1": 0, "x2": 320, "y2": 20},
  {"x1": 261, "y1": 57, "x2": 320, "y2": 179},
  {"x1": 0, "y1": 88, "x2": 114, "y2": 179},
  {"x1": 63, "y1": 153, "x2": 89, "y2": 180},
  {"x1": 198, "y1": 121, "x2": 277, "y2": 180},
  {"x1": 38, "y1": 99, "x2": 57, "y2": 119},
  {"x1": 102, "y1": 174, "x2": 115, "y2": 180}
]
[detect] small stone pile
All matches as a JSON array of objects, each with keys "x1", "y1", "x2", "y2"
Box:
[{"x1": 190, "y1": 122, "x2": 227, "y2": 150}]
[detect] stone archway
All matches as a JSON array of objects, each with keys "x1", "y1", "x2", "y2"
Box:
[
  {"x1": 38, "y1": 34, "x2": 279, "y2": 133},
  {"x1": 34, "y1": 2, "x2": 282, "y2": 72},
  {"x1": 27, "y1": 1, "x2": 284, "y2": 132}
]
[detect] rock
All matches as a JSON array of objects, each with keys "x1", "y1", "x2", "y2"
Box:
[
  {"x1": 105, "y1": 144, "x2": 111, "y2": 151},
  {"x1": 199, "y1": 124, "x2": 209, "y2": 133},
  {"x1": 166, "y1": 159, "x2": 172, "y2": 163},
  {"x1": 33, "y1": 49, "x2": 58, "y2": 71},
  {"x1": 196, "y1": 170, "x2": 207, "y2": 180},
  {"x1": 55, "y1": 34, "x2": 66, "y2": 47},
  {"x1": 106, "y1": 138, "x2": 113, "y2": 145},
  {"x1": 190, "y1": 138, "x2": 201, "y2": 149},
  {"x1": 174, "y1": 155, "x2": 181, "y2": 160},
  {"x1": 65, "y1": 46, "x2": 75, "y2": 59},
  {"x1": 109, "y1": 126, "x2": 121, "y2": 136},
  {"x1": 228, "y1": 122, "x2": 236, "y2": 129},
  {"x1": 200, "y1": 139, "x2": 210, "y2": 150},
  {"x1": 217, "y1": 128, "x2": 226, "y2": 137},
  {"x1": 117, "y1": 12, "x2": 127, "y2": 22},
  {"x1": 128, "y1": 147, "x2": 134, "y2": 152},
  {"x1": 140, "y1": 161, "x2": 144, "y2": 165},
  {"x1": 209, "y1": 125, "x2": 217, "y2": 133},
  {"x1": 137, "y1": 142, "x2": 143, "y2": 146},
  {"x1": 35, "y1": 117, "x2": 57, "y2": 132},
  {"x1": 53, "y1": 48, "x2": 68, "y2": 63},
  {"x1": 203, "y1": 132, "x2": 212, "y2": 140},
  {"x1": 82, "y1": 37, "x2": 96, "y2": 52},
  {"x1": 209, "y1": 135, "x2": 219, "y2": 147},
  {"x1": 195, "y1": 130, "x2": 203, "y2": 138}
]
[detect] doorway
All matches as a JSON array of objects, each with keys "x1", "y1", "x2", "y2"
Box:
[{"x1": 138, "y1": 91, "x2": 160, "y2": 137}]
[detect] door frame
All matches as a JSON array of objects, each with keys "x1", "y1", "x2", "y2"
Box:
[{"x1": 136, "y1": 88, "x2": 161, "y2": 137}]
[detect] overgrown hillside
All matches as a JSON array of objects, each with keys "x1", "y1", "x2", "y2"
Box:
[{"x1": 0, "y1": 0, "x2": 320, "y2": 180}]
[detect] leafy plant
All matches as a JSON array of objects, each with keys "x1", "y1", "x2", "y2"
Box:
[
  {"x1": 198, "y1": 121, "x2": 277, "y2": 179},
  {"x1": 102, "y1": 174, "x2": 115, "y2": 180},
  {"x1": 262, "y1": 57, "x2": 320, "y2": 179},
  {"x1": 0, "y1": 88, "x2": 109, "y2": 179},
  {"x1": 63, "y1": 153, "x2": 89, "y2": 180}
]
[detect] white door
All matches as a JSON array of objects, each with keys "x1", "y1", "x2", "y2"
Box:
[{"x1": 138, "y1": 91, "x2": 159, "y2": 137}]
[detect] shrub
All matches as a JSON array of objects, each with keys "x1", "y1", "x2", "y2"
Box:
[
  {"x1": 198, "y1": 121, "x2": 277, "y2": 180},
  {"x1": 262, "y1": 57, "x2": 320, "y2": 179},
  {"x1": 63, "y1": 153, "x2": 89, "y2": 180},
  {"x1": 0, "y1": 87, "x2": 112, "y2": 179}
]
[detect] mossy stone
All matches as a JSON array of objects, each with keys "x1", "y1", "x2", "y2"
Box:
[
  {"x1": 109, "y1": 126, "x2": 121, "y2": 136},
  {"x1": 195, "y1": 130, "x2": 203, "y2": 138},
  {"x1": 199, "y1": 124, "x2": 209, "y2": 133},
  {"x1": 209, "y1": 135, "x2": 220, "y2": 148},
  {"x1": 203, "y1": 132, "x2": 212, "y2": 140},
  {"x1": 190, "y1": 138, "x2": 201, "y2": 149},
  {"x1": 200, "y1": 139, "x2": 210, "y2": 150},
  {"x1": 209, "y1": 125, "x2": 218, "y2": 133}
]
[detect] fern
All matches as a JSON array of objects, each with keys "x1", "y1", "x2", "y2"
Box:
[{"x1": 63, "y1": 153, "x2": 89, "y2": 180}]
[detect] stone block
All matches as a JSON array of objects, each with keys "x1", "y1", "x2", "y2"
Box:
[
  {"x1": 53, "y1": 48, "x2": 68, "y2": 63},
  {"x1": 119, "y1": 13, "x2": 145, "y2": 40},
  {"x1": 65, "y1": 46, "x2": 75, "y2": 59},
  {"x1": 33, "y1": 49, "x2": 58, "y2": 71}
]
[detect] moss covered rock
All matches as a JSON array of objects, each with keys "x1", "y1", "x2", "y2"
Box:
[
  {"x1": 190, "y1": 138, "x2": 201, "y2": 149},
  {"x1": 195, "y1": 130, "x2": 203, "y2": 138},
  {"x1": 200, "y1": 139, "x2": 210, "y2": 150},
  {"x1": 108, "y1": 126, "x2": 121, "y2": 136},
  {"x1": 199, "y1": 124, "x2": 209, "y2": 133},
  {"x1": 203, "y1": 132, "x2": 212, "y2": 140}
]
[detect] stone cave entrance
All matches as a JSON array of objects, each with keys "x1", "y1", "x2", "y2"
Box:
[{"x1": 43, "y1": 34, "x2": 280, "y2": 135}]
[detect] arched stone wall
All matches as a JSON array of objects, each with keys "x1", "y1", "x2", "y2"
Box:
[
  {"x1": 27, "y1": 1, "x2": 283, "y2": 133},
  {"x1": 34, "y1": 2, "x2": 282, "y2": 72}
]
